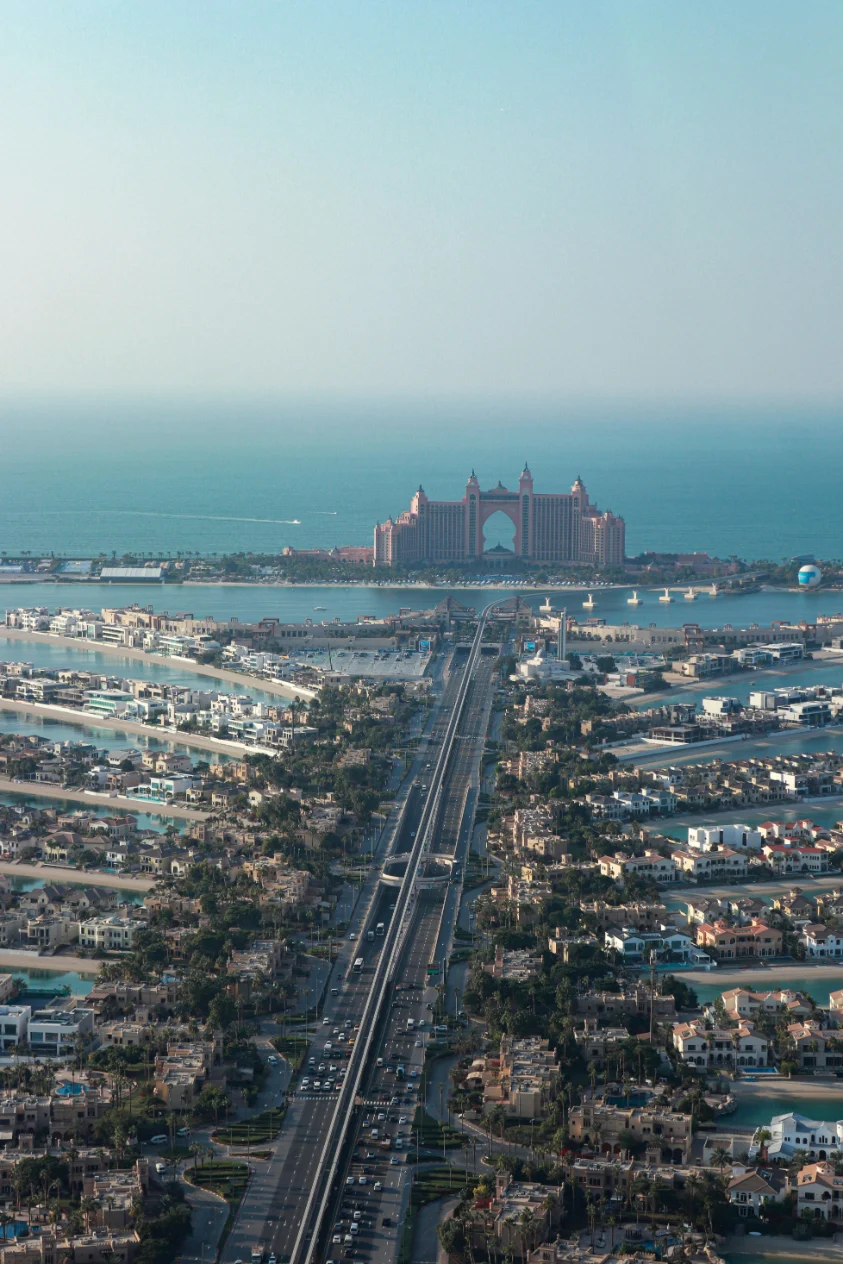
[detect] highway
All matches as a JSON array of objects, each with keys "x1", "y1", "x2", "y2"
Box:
[{"x1": 221, "y1": 605, "x2": 505, "y2": 1264}]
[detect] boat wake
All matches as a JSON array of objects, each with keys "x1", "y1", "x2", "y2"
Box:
[{"x1": 73, "y1": 510, "x2": 302, "y2": 526}]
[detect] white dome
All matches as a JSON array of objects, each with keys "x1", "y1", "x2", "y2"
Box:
[{"x1": 798, "y1": 564, "x2": 822, "y2": 587}]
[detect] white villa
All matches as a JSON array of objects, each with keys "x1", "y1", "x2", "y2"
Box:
[{"x1": 751, "y1": 1112, "x2": 843, "y2": 1161}]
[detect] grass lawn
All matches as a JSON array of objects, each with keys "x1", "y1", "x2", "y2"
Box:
[
  {"x1": 212, "y1": 1106, "x2": 286, "y2": 1145},
  {"x1": 411, "y1": 1165, "x2": 472, "y2": 1207},
  {"x1": 412, "y1": 1108, "x2": 462, "y2": 1150},
  {"x1": 188, "y1": 1160, "x2": 249, "y2": 1204}
]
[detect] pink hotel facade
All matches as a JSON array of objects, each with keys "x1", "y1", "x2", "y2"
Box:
[{"x1": 373, "y1": 466, "x2": 625, "y2": 568}]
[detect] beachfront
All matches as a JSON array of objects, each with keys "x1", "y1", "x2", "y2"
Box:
[
  {"x1": 0, "y1": 626, "x2": 316, "y2": 700},
  {"x1": 0, "y1": 860, "x2": 154, "y2": 891},
  {"x1": 0, "y1": 774, "x2": 209, "y2": 821},
  {"x1": 0, "y1": 696, "x2": 269, "y2": 757}
]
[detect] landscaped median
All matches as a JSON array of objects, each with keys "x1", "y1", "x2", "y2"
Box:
[
  {"x1": 187, "y1": 1159, "x2": 250, "y2": 1204},
  {"x1": 212, "y1": 1106, "x2": 286, "y2": 1147},
  {"x1": 397, "y1": 1165, "x2": 473, "y2": 1264}
]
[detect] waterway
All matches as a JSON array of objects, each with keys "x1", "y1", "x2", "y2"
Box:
[
  {"x1": 13, "y1": 968, "x2": 95, "y2": 997},
  {"x1": 2, "y1": 581, "x2": 843, "y2": 632},
  {"x1": 725, "y1": 1091, "x2": 843, "y2": 1131},
  {"x1": 0, "y1": 788, "x2": 179, "y2": 833},
  {"x1": 0, "y1": 634, "x2": 275, "y2": 702},
  {"x1": 685, "y1": 974, "x2": 843, "y2": 1010}
]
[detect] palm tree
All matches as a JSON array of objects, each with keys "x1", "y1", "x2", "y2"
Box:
[
  {"x1": 80, "y1": 1196, "x2": 100, "y2": 1233},
  {"x1": 710, "y1": 1145, "x2": 732, "y2": 1176},
  {"x1": 630, "y1": 1174, "x2": 651, "y2": 1224}
]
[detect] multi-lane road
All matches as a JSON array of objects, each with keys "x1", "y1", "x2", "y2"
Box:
[{"x1": 221, "y1": 608, "x2": 505, "y2": 1264}]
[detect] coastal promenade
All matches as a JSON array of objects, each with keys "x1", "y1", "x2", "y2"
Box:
[
  {"x1": 0, "y1": 697, "x2": 268, "y2": 757},
  {"x1": 0, "y1": 627, "x2": 317, "y2": 700},
  {"x1": 0, "y1": 774, "x2": 210, "y2": 821},
  {"x1": 0, "y1": 859, "x2": 155, "y2": 891}
]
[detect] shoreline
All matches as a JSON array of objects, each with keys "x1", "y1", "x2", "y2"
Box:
[
  {"x1": 724, "y1": 1235, "x2": 843, "y2": 1260},
  {"x1": 0, "y1": 946, "x2": 101, "y2": 977},
  {"x1": 0, "y1": 696, "x2": 278, "y2": 758},
  {"x1": 731, "y1": 1078, "x2": 843, "y2": 1099},
  {"x1": 677, "y1": 963, "x2": 843, "y2": 987},
  {"x1": 0, "y1": 858, "x2": 154, "y2": 891},
  {"x1": 0, "y1": 628, "x2": 316, "y2": 701},
  {"x1": 0, "y1": 774, "x2": 209, "y2": 821}
]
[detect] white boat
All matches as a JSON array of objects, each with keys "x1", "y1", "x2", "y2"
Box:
[
  {"x1": 684, "y1": 587, "x2": 696, "y2": 601},
  {"x1": 314, "y1": 606, "x2": 326, "y2": 611},
  {"x1": 658, "y1": 588, "x2": 673, "y2": 603},
  {"x1": 627, "y1": 590, "x2": 641, "y2": 606},
  {"x1": 582, "y1": 593, "x2": 595, "y2": 610}
]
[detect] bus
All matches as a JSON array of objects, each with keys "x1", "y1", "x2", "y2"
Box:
[
  {"x1": 376, "y1": 922, "x2": 385, "y2": 937},
  {"x1": 353, "y1": 957, "x2": 364, "y2": 972}
]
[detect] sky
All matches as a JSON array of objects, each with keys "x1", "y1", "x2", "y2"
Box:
[{"x1": 1, "y1": 1, "x2": 842, "y2": 402}]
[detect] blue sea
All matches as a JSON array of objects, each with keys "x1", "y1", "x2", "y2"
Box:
[{"x1": 0, "y1": 399, "x2": 842, "y2": 560}]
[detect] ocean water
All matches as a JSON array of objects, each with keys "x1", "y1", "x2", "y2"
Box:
[
  {"x1": 2, "y1": 580, "x2": 843, "y2": 633},
  {"x1": 0, "y1": 400, "x2": 842, "y2": 560}
]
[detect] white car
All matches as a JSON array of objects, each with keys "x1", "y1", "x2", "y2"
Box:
[{"x1": 267, "y1": 1055, "x2": 278, "y2": 1064}]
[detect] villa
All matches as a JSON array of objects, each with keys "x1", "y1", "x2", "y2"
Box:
[{"x1": 751, "y1": 1112, "x2": 843, "y2": 1161}]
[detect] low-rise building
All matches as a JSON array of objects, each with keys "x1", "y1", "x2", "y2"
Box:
[
  {"x1": 77, "y1": 915, "x2": 145, "y2": 951},
  {"x1": 597, "y1": 851, "x2": 677, "y2": 884},
  {"x1": 695, "y1": 919, "x2": 782, "y2": 959},
  {"x1": 479, "y1": 1036, "x2": 558, "y2": 1119},
  {"x1": 754, "y1": 1112, "x2": 843, "y2": 1161},
  {"x1": 797, "y1": 1160, "x2": 843, "y2": 1221},
  {"x1": 727, "y1": 1166, "x2": 789, "y2": 1218},
  {"x1": 568, "y1": 1101, "x2": 691, "y2": 1163},
  {"x1": 672, "y1": 1019, "x2": 769, "y2": 1068},
  {"x1": 28, "y1": 1001, "x2": 95, "y2": 1057}
]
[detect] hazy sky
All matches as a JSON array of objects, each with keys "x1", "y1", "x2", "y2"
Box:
[{"x1": 2, "y1": 1, "x2": 842, "y2": 401}]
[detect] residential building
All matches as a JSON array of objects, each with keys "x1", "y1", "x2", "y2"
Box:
[
  {"x1": 797, "y1": 1161, "x2": 843, "y2": 1221},
  {"x1": 28, "y1": 1002, "x2": 95, "y2": 1057},
  {"x1": 672, "y1": 1019, "x2": 769, "y2": 1068},
  {"x1": 77, "y1": 916, "x2": 145, "y2": 952},
  {"x1": 754, "y1": 1113, "x2": 843, "y2": 1161},
  {"x1": 568, "y1": 1101, "x2": 691, "y2": 1163},
  {"x1": 727, "y1": 1167, "x2": 788, "y2": 1218},
  {"x1": 597, "y1": 851, "x2": 677, "y2": 884},
  {"x1": 695, "y1": 919, "x2": 782, "y2": 959}
]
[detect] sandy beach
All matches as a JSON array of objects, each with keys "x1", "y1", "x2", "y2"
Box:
[
  {"x1": 0, "y1": 627, "x2": 316, "y2": 701},
  {"x1": 724, "y1": 1235, "x2": 843, "y2": 1261},
  {"x1": 0, "y1": 946, "x2": 101, "y2": 976},
  {"x1": 0, "y1": 773, "x2": 209, "y2": 821},
  {"x1": 0, "y1": 859, "x2": 154, "y2": 891},
  {"x1": 731, "y1": 1077, "x2": 843, "y2": 1100},
  {"x1": 698, "y1": 964, "x2": 843, "y2": 988}
]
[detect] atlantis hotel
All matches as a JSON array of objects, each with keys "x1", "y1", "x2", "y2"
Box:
[{"x1": 373, "y1": 466, "x2": 625, "y2": 568}]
